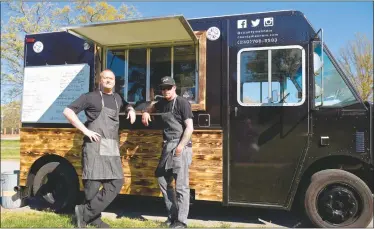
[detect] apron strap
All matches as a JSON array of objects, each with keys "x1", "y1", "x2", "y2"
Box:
[
  {"x1": 99, "y1": 91, "x2": 105, "y2": 108},
  {"x1": 113, "y1": 94, "x2": 119, "y2": 110},
  {"x1": 172, "y1": 96, "x2": 177, "y2": 112}
]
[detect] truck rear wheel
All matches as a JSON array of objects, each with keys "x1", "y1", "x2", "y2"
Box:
[
  {"x1": 305, "y1": 169, "x2": 373, "y2": 228},
  {"x1": 32, "y1": 161, "x2": 78, "y2": 212}
]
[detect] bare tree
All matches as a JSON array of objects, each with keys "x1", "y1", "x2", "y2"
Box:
[{"x1": 339, "y1": 33, "x2": 373, "y2": 101}]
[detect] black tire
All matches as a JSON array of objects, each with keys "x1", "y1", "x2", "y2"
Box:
[
  {"x1": 305, "y1": 169, "x2": 373, "y2": 228},
  {"x1": 33, "y1": 161, "x2": 79, "y2": 212}
]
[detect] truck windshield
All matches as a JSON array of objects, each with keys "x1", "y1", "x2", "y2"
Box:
[{"x1": 314, "y1": 45, "x2": 358, "y2": 107}]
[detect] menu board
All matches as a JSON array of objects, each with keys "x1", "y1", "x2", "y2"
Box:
[{"x1": 21, "y1": 64, "x2": 89, "y2": 123}]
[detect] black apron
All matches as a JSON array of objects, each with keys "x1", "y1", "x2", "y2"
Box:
[
  {"x1": 81, "y1": 91, "x2": 124, "y2": 180},
  {"x1": 156, "y1": 96, "x2": 190, "y2": 174}
]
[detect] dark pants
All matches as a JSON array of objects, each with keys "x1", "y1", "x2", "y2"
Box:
[{"x1": 82, "y1": 179, "x2": 124, "y2": 223}]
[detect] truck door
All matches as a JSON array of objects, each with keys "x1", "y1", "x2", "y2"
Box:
[{"x1": 228, "y1": 45, "x2": 309, "y2": 207}]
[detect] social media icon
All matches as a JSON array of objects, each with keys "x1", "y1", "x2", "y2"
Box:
[
  {"x1": 251, "y1": 19, "x2": 260, "y2": 27},
  {"x1": 264, "y1": 17, "x2": 274, "y2": 27},
  {"x1": 237, "y1": 19, "x2": 247, "y2": 29}
]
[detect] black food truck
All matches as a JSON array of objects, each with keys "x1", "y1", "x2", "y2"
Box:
[{"x1": 18, "y1": 10, "x2": 373, "y2": 227}]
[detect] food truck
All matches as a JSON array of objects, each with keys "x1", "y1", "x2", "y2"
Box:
[{"x1": 18, "y1": 10, "x2": 373, "y2": 227}]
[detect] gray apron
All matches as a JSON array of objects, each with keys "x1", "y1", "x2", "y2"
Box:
[
  {"x1": 156, "y1": 96, "x2": 192, "y2": 175},
  {"x1": 82, "y1": 91, "x2": 123, "y2": 180}
]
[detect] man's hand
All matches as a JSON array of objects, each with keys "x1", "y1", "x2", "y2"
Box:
[
  {"x1": 142, "y1": 112, "x2": 152, "y2": 126},
  {"x1": 84, "y1": 130, "x2": 101, "y2": 142},
  {"x1": 127, "y1": 109, "x2": 136, "y2": 124},
  {"x1": 175, "y1": 144, "x2": 184, "y2": 156}
]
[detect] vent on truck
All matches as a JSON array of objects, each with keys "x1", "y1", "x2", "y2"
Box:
[{"x1": 356, "y1": 131, "x2": 365, "y2": 153}]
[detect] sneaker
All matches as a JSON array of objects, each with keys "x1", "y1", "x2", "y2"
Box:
[
  {"x1": 74, "y1": 205, "x2": 87, "y2": 228},
  {"x1": 170, "y1": 221, "x2": 187, "y2": 228}
]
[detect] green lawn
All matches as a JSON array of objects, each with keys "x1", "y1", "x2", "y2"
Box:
[
  {"x1": 0, "y1": 140, "x2": 20, "y2": 160},
  {"x1": 0, "y1": 211, "x2": 214, "y2": 228}
]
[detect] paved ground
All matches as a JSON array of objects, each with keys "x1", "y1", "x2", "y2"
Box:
[
  {"x1": 1, "y1": 160, "x2": 373, "y2": 228},
  {"x1": 1, "y1": 135, "x2": 20, "y2": 140},
  {"x1": 1, "y1": 159, "x2": 19, "y2": 173}
]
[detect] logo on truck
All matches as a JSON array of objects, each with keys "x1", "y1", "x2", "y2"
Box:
[
  {"x1": 264, "y1": 17, "x2": 274, "y2": 27},
  {"x1": 237, "y1": 19, "x2": 247, "y2": 29},
  {"x1": 251, "y1": 19, "x2": 260, "y2": 27},
  {"x1": 207, "y1": 26, "x2": 221, "y2": 41},
  {"x1": 33, "y1": 41, "x2": 44, "y2": 53}
]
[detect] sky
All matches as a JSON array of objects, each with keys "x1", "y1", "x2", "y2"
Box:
[
  {"x1": 1, "y1": 1, "x2": 373, "y2": 105},
  {"x1": 121, "y1": 1, "x2": 373, "y2": 56},
  {"x1": 1, "y1": 1, "x2": 373, "y2": 58}
]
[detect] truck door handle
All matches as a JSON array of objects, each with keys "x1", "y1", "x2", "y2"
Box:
[{"x1": 234, "y1": 107, "x2": 238, "y2": 117}]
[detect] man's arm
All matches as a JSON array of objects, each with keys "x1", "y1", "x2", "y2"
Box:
[
  {"x1": 126, "y1": 105, "x2": 135, "y2": 112},
  {"x1": 144, "y1": 102, "x2": 157, "y2": 113},
  {"x1": 125, "y1": 104, "x2": 136, "y2": 124},
  {"x1": 119, "y1": 94, "x2": 136, "y2": 124},
  {"x1": 141, "y1": 102, "x2": 157, "y2": 126},
  {"x1": 175, "y1": 118, "x2": 194, "y2": 156},
  {"x1": 175, "y1": 98, "x2": 194, "y2": 155},
  {"x1": 63, "y1": 108, "x2": 101, "y2": 142}
]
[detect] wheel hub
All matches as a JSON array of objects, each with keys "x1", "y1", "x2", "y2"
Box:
[
  {"x1": 41, "y1": 172, "x2": 67, "y2": 205},
  {"x1": 317, "y1": 184, "x2": 360, "y2": 225}
]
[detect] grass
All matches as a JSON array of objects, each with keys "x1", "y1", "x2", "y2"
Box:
[
  {"x1": 0, "y1": 211, "x2": 211, "y2": 228},
  {"x1": 0, "y1": 140, "x2": 20, "y2": 160},
  {"x1": 1, "y1": 211, "x2": 74, "y2": 228}
]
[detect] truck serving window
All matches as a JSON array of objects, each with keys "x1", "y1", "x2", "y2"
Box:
[
  {"x1": 128, "y1": 49, "x2": 147, "y2": 102},
  {"x1": 314, "y1": 45, "x2": 357, "y2": 107},
  {"x1": 238, "y1": 46, "x2": 305, "y2": 106},
  {"x1": 67, "y1": 16, "x2": 206, "y2": 111},
  {"x1": 106, "y1": 45, "x2": 197, "y2": 105}
]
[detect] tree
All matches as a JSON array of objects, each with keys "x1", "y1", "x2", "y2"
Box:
[
  {"x1": 339, "y1": 33, "x2": 373, "y2": 101},
  {"x1": 1, "y1": 1, "x2": 141, "y2": 103},
  {"x1": 1, "y1": 101, "x2": 21, "y2": 130}
]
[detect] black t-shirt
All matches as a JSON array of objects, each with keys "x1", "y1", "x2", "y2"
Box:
[
  {"x1": 67, "y1": 90, "x2": 129, "y2": 124},
  {"x1": 154, "y1": 96, "x2": 194, "y2": 128}
]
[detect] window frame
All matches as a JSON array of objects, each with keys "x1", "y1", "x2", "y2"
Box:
[
  {"x1": 104, "y1": 43, "x2": 197, "y2": 102},
  {"x1": 237, "y1": 45, "x2": 306, "y2": 107},
  {"x1": 102, "y1": 37, "x2": 206, "y2": 110},
  {"x1": 95, "y1": 31, "x2": 207, "y2": 111}
]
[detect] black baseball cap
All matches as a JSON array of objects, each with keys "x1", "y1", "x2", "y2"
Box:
[{"x1": 159, "y1": 76, "x2": 176, "y2": 87}]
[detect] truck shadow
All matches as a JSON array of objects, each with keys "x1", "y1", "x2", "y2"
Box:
[{"x1": 105, "y1": 195, "x2": 313, "y2": 228}]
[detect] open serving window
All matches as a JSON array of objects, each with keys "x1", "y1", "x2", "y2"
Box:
[{"x1": 65, "y1": 16, "x2": 207, "y2": 111}]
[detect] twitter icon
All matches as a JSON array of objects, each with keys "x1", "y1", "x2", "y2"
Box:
[{"x1": 251, "y1": 19, "x2": 260, "y2": 27}]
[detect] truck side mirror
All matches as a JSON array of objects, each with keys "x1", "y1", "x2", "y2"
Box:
[
  {"x1": 313, "y1": 51, "x2": 324, "y2": 108},
  {"x1": 313, "y1": 52, "x2": 323, "y2": 76},
  {"x1": 272, "y1": 90, "x2": 279, "y2": 103}
]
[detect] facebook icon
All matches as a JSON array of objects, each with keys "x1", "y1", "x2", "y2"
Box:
[{"x1": 237, "y1": 19, "x2": 247, "y2": 29}]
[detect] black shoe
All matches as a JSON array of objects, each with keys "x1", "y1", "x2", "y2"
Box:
[
  {"x1": 89, "y1": 218, "x2": 110, "y2": 228},
  {"x1": 170, "y1": 221, "x2": 187, "y2": 228},
  {"x1": 75, "y1": 205, "x2": 87, "y2": 228},
  {"x1": 164, "y1": 218, "x2": 175, "y2": 227}
]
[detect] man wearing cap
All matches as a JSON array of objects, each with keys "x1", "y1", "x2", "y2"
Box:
[{"x1": 141, "y1": 76, "x2": 194, "y2": 228}]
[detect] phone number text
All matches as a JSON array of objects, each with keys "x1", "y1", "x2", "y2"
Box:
[{"x1": 237, "y1": 38, "x2": 278, "y2": 45}]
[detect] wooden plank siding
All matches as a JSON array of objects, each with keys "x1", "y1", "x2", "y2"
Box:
[
  {"x1": 191, "y1": 31, "x2": 207, "y2": 111},
  {"x1": 19, "y1": 128, "x2": 223, "y2": 202}
]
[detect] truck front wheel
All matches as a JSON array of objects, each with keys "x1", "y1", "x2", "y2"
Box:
[
  {"x1": 305, "y1": 169, "x2": 373, "y2": 228},
  {"x1": 32, "y1": 161, "x2": 79, "y2": 212}
]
